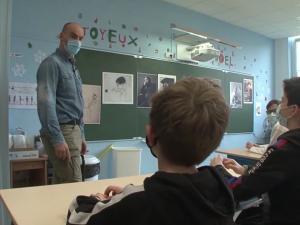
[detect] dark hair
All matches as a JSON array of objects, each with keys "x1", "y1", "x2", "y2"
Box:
[
  {"x1": 150, "y1": 77, "x2": 229, "y2": 166},
  {"x1": 145, "y1": 76, "x2": 151, "y2": 83},
  {"x1": 116, "y1": 76, "x2": 126, "y2": 85},
  {"x1": 283, "y1": 77, "x2": 300, "y2": 106},
  {"x1": 266, "y1": 99, "x2": 280, "y2": 110}
]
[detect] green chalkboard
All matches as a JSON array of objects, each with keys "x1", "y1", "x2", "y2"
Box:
[{"x1": 76, "y1": 49, "x2": 253, "y2": 140}]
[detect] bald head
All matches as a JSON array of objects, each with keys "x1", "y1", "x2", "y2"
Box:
[
  {"x1": 61, "y1": 22, "x2": 82, "y2": 33},
  {"x1": 59, "y1": 22, "x2": 85, "y2": 50}
]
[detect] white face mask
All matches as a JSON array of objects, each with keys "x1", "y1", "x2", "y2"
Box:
[
  {"x1": 279, "y1": 104, "x2": 297, "y2": 123},
  {"x1": 266, "y1": 111, "x2": 278, "y2": 130},
  {"x1": 66, "y1": 39, "x2": 82, "y2": 55},
  {"x1": 276, "y1": 104, "x2": 287, "y2": 126}
]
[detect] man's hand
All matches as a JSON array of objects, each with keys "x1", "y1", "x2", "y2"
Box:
[
  {"x1": 81, "y1": 140, "x2": 87, "y2": 155},
  {"x1": 222, "y1": 158, "x2": 246, "y2": 175},
  {"x1": 104, "y1": 185, "x2": 123, "y2": 197},
  {"x1": 54, "y1": 143, "x2": 70, "y2": 161}
]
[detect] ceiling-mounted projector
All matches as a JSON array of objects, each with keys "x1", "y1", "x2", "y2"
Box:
[{"x1": 188, "y1": 42, "x2": 220, "y2": 62}]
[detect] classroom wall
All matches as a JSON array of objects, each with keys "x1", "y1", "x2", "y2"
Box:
[
  {"x1": 0, "y1": 0, "x2": 12, "y2": 224},
  {"x1": 9, "y1": 0, "x2": 274, "y2": 178},
  {"x1": 274, "y1": 38, "x2": 292, "y2": 100}
]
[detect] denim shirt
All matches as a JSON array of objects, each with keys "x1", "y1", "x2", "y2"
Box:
[{"x1": 37, "y1": 48, "x2": 85, "y2": 145}]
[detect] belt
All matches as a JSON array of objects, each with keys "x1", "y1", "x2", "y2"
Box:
[{"x1": 59, "y1": 119, "x2": 81, "y2": 125}]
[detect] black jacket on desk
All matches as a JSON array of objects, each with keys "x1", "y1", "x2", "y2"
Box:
[
  {"x1": 217, "y1": 128, "x2": 300, "y2": 225},
  {"x1": 67, "y1": 166, "x2": 235, "y2": 225}
]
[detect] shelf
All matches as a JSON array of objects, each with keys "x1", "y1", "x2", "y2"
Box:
[{"x1": 10, "y1": 157, "x2": 48, "y2": 188}]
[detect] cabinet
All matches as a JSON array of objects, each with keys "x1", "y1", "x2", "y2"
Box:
[{"x1": 10, "y1": 157, "x2": 48, "y2": 188}]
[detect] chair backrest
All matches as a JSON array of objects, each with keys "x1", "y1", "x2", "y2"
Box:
[{"x1": 233, "y1": 197, "x2": 263, "y2": 221}]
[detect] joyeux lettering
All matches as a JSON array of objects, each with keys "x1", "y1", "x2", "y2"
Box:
[{"x1": 83, "y1": 27, "x2": 139, "y2": 47}]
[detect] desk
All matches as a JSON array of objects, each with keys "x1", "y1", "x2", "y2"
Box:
[
  {"x1": 0, "y1": 174, "x2": 150, "y2": 225},
  {"x1": 10, "y1": 157, "x2": 48, "y2": 188},
  {"x1": 216, "y1": 148, "x2": 262, "y2": 160},
  {"x1": 10, "y1": 158, "x2": 48, "y2": 188},
  {"x1": 216, "y1": 148, "x2": 262, "y2": 166}
]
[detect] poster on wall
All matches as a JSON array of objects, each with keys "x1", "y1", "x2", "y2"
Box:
[
  {"x1": 230, "y1": 82, "x2": 242, "y2": 109},
  {"x1": 136, "y1": 72, "x2": 157, "y2": 107},
  {"x1": 243, "y1": 79, "x2": 253, "y2": 104},
  {"x1": 102, "y1": 72, "x2": 134, "y2": 104},
  {"x1": 157, "y1": 74, "x2": 176, "y2": 91},
  {"x1": 256, "y1": 102, "x2": 262, "y2": 116},
  {"x1": 82, "y1": 84, "x2": 101, "y2": 124},
  {"x1": 9, "y1": 82, "x2": 37, "y2": 109}
]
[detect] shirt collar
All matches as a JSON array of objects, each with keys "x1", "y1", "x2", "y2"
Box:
[{"x1": 55, "y1": 48, "x2": 75, "y2": 64}]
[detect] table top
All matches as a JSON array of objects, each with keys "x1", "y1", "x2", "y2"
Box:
[
  {"x1": 216, "y1": 148, "x2": 262, "y2": 160},
  {"x1": 0, "y1": 174, "x2": 150, "y2": 225}
]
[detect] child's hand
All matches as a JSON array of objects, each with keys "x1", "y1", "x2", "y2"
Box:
[
  {"x1": 90, "y1": 192, "x2": 110, "y2": 201},
  {"x1": 246, "y1": 141, "x2": 254, "y2": 149},
  {"x1": 246, "y1": 142, "x2": 259, "y2": 149},
  {"x1": 104, "y1": 185, "x2": 123, "y2": 197},
  {"x1": 222, "y1": 158, "x2": 245, "y2": 175},
  {"x1": 210, "y1": 155, "x2": 224, "y2": 166}
]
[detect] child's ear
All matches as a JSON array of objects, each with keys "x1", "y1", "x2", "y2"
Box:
[
  {"x1": 145, "y1": 125, "x2": 155, "y2": 146},
  {"x1": 294, "y1": 105, "x2": 300, "y2": 115}
]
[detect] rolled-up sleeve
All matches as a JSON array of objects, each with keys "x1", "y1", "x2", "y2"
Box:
[{"x1": 37, "y1": 59, "x2": 64, "y2": 146}]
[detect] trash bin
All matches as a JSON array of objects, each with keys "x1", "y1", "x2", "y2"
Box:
[
  {"x1": 81, "y1": 155, "x2": 100, "y2": 181},
  {"x1": 112, "y1": 146, "x2": 141, "y2": 178}
]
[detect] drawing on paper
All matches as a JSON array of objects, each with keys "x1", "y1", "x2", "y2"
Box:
[
  {"x1": 157, "y1": 74, "x2": 176, "y2": 91},
  {"x1": 137, "y1": 72, "x2": 157, "y2": 107},
  {"x1": 230, "y1": 82, "x2": 242, "y2": 109},
  {"x1": 82, "y1": 84, "x2": 101, "y2": 124},
  {"x1": 243, "y1": 78, "x2": 253, "y2": 104},
  {"x1": 256, "y1": 102, "x2": 262, "y2": 116},
  {"x1": 9, "y1": 82, "x2": 37, "y2": 109},
  {"x1": 102, "y1": 72, "x2": 134, "y2": 104}
]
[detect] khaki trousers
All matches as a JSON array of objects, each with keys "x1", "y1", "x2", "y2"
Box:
[{"x1": 41, "y1": 125, "x2": 82, "y2": 184}]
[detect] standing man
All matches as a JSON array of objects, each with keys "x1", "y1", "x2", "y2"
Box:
[{"x1": 37, "y1": 22, "x2": 86, "y2": 184}]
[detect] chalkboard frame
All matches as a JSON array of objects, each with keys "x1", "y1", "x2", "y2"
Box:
[{"x1": 76, "y1": 48, "x2": 254, "y2": 140}]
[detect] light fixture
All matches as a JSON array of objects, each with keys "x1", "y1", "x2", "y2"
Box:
[
  {"x1": 170, "y1": 23, "x2": 241, "y2": 49},
  {"x1": 171, "y1": 26, "x2": 208, "y2": 40},
  {"x1": 133, "y1": 55, "x2": 143, "y2": 59}
]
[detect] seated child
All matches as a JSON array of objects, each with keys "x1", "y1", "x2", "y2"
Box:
[
  {"x1": 67, "y1": 77, "x2": 235, "y2": 225},
  {"x1": 211, "y1": 77, "x2": 300, "y2": 225},
  {"x1": 246, "y1": 99, "x2": 288, "y2": 155}
]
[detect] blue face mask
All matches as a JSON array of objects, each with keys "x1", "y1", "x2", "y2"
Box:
[
  {"x1": 145, "y1": 136, "x2": 157, "y2": 158},
  {"x1": 66, "y1": 39, "x2": 81, "y2": 55}
]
